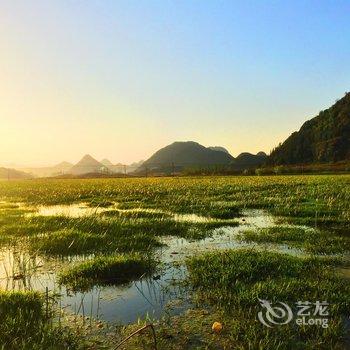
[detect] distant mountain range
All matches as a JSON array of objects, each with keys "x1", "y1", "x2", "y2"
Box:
[
  {"x1": 4, "y1": 92, "x2": 349, "y2": 178},
  {"x1": 0, "y1": 167, "x2": 33, "y2": 180},
  {"x1": 68, "y1": 155, "x2": 145, "y2": 175},
  {"x1": 12, "y1": 156, "x2": 144, "y2": 178},
  {"x1": 18, "y1": 161, "x2": 74, "y2": 177},
  {"x1": 136, "y1": 90, "x2": 350, "y2": 172},
  {"x1": 138, "y1": 141, "x2": 267, "y2": 172},
  {"x1": 269, "y1": 92, "x2": 350, "y2": 165}
]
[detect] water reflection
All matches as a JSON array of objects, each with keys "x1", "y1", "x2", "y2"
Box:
[{"x1": 0, "y1": 209, "x2": 305, "y2": 325}]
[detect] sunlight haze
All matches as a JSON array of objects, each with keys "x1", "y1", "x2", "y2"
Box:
[{"x1": 1, "y1": 1, "x2": 349, "y2": 166}]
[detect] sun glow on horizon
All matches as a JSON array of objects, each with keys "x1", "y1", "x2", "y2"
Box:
[{"x1": 1, "y1": 1, "x2": 349, "y2": 167}]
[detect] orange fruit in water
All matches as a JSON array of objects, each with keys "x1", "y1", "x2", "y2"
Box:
[{"x1": 212, "y1": 321, "x2": 223, "y2": 333}]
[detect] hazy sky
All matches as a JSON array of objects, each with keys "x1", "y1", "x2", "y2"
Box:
[{"x1": 1, "y1": 1, "x2": 349, "y2": 166}]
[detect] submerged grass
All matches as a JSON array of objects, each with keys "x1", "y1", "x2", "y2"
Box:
[{"x1": 59, "y1": 253, "x2": 156, "y2": 292}]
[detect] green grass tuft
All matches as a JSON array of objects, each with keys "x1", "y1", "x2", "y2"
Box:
[{"x1": 59, "y1": 253, "x2": 156, "y2": 291}]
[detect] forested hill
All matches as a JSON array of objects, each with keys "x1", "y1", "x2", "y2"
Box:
[
  {"x1": 269, "y1": 93, "x2": 350, "y2": 165},
  {"x1": 142, "y1": 141, "x2": 234, "y2": 168}
]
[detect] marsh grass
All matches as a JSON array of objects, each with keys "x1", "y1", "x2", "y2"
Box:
[
  {"x1": 239, "y1": 226, "x2": 350, "y2": 254},
  {"x1": 101, "y1": 209, "x2": 173, "y2": 219},
  {"x1": 0, "y1": 176, "x2": 349, "y2": 223},
  {"x1": 0, "y1": 290, "x2": 84, "y2": 349},
  {"x1": 59, "y1": 253, "x2": 156, "y2": 292},
  {"x1": 187, "y1": 249, "x2": 347, "y2": 308},
  {"x1": 185, "y1": 248, "x2": 350, "y2": 349},
  {"x1": 0, "y1": 203, "x2": 20, "y2": 209},
  {"x1": 85, "y1": 199, "x2": 114, "y2": 208},
  {"x1": 29, "y1": 228, "x2": 163, "y2": 256},
  {"x1": 0, "y1": 176, "x2": 349, "y2": 348},
  {"x1": 30, "y1": 229, "x2": 112, "y2": 255},
  {"x1": 207, "y1": 205, "x2": 240, "y2": 219},
  {"x1": 0, "y1": 208, "x2": 238, "y2": 255}
]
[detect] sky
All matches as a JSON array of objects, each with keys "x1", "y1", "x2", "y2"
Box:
[{"x1": 1, "y1": 0, "x2": 350, "y2": 167}]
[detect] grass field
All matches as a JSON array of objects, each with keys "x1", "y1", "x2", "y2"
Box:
[{"x1": 0, "y1": 175, "x2": 349, "y2": 349}]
